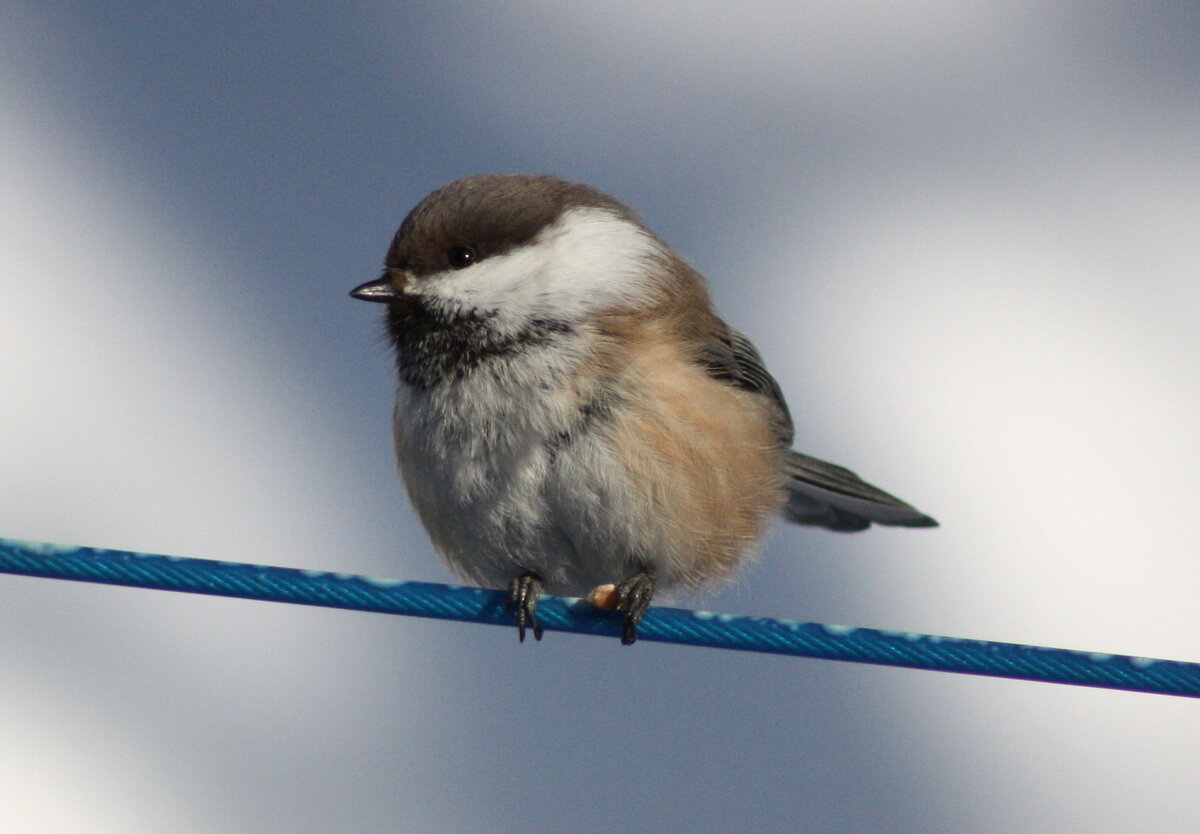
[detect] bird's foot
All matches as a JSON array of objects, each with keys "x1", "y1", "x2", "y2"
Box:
[
  {"x1": 614, "y1": 570, "x2": 655, "y2": 645},
  {"x1": 507, "y1": 571, "x2": 544, "y2": 642}
]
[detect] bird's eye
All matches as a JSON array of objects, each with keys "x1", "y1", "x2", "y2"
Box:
[{"x1": 447, "y1": 246, "x2": 477, "y2": 269}]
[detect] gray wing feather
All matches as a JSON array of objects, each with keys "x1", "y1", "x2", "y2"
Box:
[
  {"x1": 697, "y1": 325, "x2": 938, "y2": 532},
  {"x1": 781, "y1": 451, "x2": 938, "y2": 531},
  {"x1": 696, "y1": 325, "x2": 795, "y2": 447}
]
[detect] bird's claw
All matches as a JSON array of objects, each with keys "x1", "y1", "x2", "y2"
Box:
[
  {"x1": 508, "y1": 571, "x2": 544, "y2": 642},
  {"x1": 614, "y1": 570, "x2": 655, "y2": 645}
]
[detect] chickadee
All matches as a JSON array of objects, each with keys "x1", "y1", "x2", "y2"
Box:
[{"x1": 351, "y1": 174, "x2": 936, "y2": 645}]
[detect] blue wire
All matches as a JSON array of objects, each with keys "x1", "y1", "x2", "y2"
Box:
[{"x1": 1, "y1": 536, "x2": 1197, "y2": 698}]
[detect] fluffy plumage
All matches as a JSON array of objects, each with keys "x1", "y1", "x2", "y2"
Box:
[{"x1": 352, "y1": 174, "x2": 935, "y2": 643}]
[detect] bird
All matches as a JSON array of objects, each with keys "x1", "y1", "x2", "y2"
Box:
[{"x1": 351, "y1": 174, "x2": 936, "y2": 645}]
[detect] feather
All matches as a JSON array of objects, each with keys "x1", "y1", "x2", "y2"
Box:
[
  {"x1": 781, "y1": 451, "x2": 938, "y2": 530},
  {"x1": 695, "y1": 323, "x2": 937, "y2": 531}
]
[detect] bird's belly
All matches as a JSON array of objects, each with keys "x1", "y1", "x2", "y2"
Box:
[
  {"x1": 393, "y1": 388, "x2": 639, "y2": 595},
  {"x1": 390, "y1": 342, "x2": 784, "y2": 597}
]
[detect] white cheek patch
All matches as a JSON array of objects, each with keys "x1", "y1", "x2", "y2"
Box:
[{"x1": 410, "y1": 207, "x2": 666, "y2": 331}]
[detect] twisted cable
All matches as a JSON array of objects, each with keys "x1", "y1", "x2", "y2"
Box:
[{"x1": 1, "y1": 537, "x2": 1196, "y2": 698}]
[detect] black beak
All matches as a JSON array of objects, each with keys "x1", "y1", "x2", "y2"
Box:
[{"x1": 349, "y1": 277, "x2": 400, "y2": 303}]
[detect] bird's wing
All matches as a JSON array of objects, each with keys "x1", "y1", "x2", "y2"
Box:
[
  {"x1": 695, "y1": 324, "x2": 795, "y2": 447},
  {"x1": 697, "y1": 324, "x2": 937, "y2": 532}
]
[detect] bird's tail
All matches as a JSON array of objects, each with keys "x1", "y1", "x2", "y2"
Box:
[{"x1": 780, "y1": 450, "x2": 938, "y2": 532}]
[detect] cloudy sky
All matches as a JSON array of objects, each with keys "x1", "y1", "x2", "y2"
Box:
[{"x1": 2, "y1": 3, "x2": 1198, "y2": 831}]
